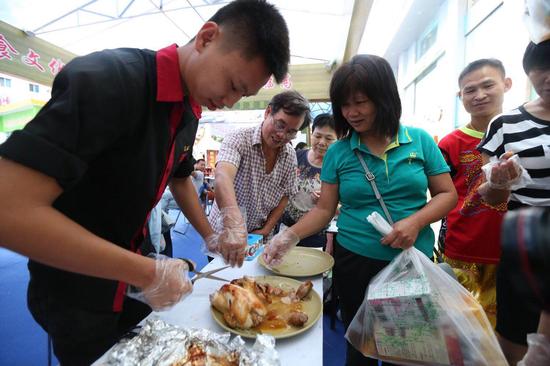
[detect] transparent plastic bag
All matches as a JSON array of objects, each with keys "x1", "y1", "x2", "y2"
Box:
[
  {"x1": 366, "y1": 211, "x2": 393, "y2": 236},
  {"x1": 345, "y1": 247, "x2": 507, "y2": 366},
  {"x1": 524, "y1": 0, "x2": 550, "y2": 44},
  {"x1": 518, "y1": 333, "x2": 550, "y2": 366}
]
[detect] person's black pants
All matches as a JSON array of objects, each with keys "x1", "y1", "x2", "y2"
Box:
[
  {"x1": 333, "y1": 239, "x2": 399, "y2": 366},
  {"x1": 28, "y1": 280, "x2": 151, "y2": 366},
  {"x1": 495, "y1": 263, "x2": 540, "y2": 345}
]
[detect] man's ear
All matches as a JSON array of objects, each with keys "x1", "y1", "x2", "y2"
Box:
[
  {"x1": 264, "y1": 106, "x2": 272, "y2": 120},
  {"x1": 194, "y1": 21, "x2": 219, "y2": 52},
  {"x1": 503, "y1": 77, "x2": 512, "y2": 92},
  {"x1": 457, "y1": 90, "x2": 462, "y2": 99}
]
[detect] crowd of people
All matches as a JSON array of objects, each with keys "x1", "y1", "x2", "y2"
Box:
[{"x1": 0, "y1": 0, "x2": 548, "y2": 365}]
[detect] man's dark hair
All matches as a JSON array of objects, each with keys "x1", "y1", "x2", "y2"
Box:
[
  {"x1": 523, "y1": 40, "x2": 550, "y2": 74},
  {"x1": 268, "y1": 90, "x2": 311, "y2": 131},
  {"x1": 195, "y1": 158, "x2": 205, "y2": 164},
  {"x1": 458, "y1": 58, "x2": 506, "y2": 86},
  {"x1": 294, "y1": 142, "x2": 308, "y2": 151},
  {"x1": 329, "y1": 54, "x2": 401, "y2": 139},
  {"x1": 312, "y1": 113, "x2": 335, "y2": 132},
  {"x1": 209, "y1": 0, "x2": 289, "y2": 83}
]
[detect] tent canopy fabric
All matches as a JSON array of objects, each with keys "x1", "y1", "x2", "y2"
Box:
[
  {"x1": 0, "y1": 0, "x2": 365, "y2": 66},
  {"x1": 1, "y1": 0, "x2": 377, "y2": 106}
]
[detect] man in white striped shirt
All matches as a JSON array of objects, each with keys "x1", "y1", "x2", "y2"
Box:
[{"x1": 478, "y1": 39, "x2": 550, "y2": 365}]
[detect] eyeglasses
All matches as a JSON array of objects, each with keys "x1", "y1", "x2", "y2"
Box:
[{"x1": 270, "y1": 116, "x2": 298, "y2": 140}]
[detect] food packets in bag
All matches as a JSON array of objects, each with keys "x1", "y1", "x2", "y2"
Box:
[
  {"x1": 346, "y1": 247, "x2": 508, "y2": 366},
  {"x1": 368, "y1": 278, "x2": 452, "y2": 363}
]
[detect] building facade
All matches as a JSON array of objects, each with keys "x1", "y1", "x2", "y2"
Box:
[{"x1": 361, "y1": 0, "x2": 531, "y2": 140}]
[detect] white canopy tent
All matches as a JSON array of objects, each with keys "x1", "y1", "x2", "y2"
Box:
[
  {"x1": 0, "y1": 0, "x2": 380, "y2": 155},
  {"x1": 0, "y1": 0, "x2": 370, "y2": 66}
]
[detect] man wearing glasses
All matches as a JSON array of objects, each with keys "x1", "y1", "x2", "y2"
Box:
[{"x1": 208, "y1": 90, "x2": 311, "y2": 266}]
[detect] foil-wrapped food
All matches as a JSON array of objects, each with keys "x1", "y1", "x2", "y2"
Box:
[
  {"x1": 210, "y1": 276, "x2": 313, "y2": 331},
  {"x1": 106, "y1": 318, "x2": 279, "y2": 366}
]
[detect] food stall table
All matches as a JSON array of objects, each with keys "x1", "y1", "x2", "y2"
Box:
[{"x1": 94, "y1": 256, "x2": 323, "y2": 365}]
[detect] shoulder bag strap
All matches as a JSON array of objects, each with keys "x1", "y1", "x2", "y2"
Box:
[{"x1": 353, "y1": 150, "x2": 394, "y2": 225}]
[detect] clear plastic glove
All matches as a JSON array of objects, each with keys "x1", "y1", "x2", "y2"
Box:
[
  {"x1": 201, "y1": 233, "x2": 219, "y2": 257},
  {"x1": 518, "y1": 333, "x2": 550, "y2": 366},
  {"x1": 218, "y1": 206, "x2": 248, "y2": 267},
  {"x1": 262, "y1": 227, "x2": 300, "y2": 266},
  {"x1": 481, "y1": 153, "x2": 531, "y2": 190},
  {"x1": 127, "y1": 254, "x2": 192, "y2": 311}
]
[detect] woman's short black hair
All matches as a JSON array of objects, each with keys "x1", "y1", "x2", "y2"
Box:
[
  {"x1": 329, "y1": 54, "x2": 401, "y2": 139},
  {"x1": 311, "y1": 113, "x2": 335, "y2": 132},
  {"x1": 523, "y1": 39, "x2": 550, "y2": 74}
]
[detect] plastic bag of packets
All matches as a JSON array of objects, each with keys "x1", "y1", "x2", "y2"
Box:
[{"x1": 345, "y1": 247, "x2": 507, "y2": 365}]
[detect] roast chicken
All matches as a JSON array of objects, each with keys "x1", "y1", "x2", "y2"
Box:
[
  {"x1": 210, "y1": 277, "x2": 313, "y2": 330},
  {"x1": 210, "y1": 283, "x2": 267, "y2": 329}
]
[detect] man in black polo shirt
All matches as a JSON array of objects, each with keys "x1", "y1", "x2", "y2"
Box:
[{"x1": 0, "y1": 0, "x2": 289, "y2": 364}]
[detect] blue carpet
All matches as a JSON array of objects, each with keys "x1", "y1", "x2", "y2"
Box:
[
  {"x1": 170, "y1": 210, "x2": 209, "y2": 272},
  {"x1": 323, "y1": 310, "x2": 347, "y2": 366},
  {"x1": 0, "y1": 213, "x2": 346, "y2": 365},
  {"x1": 0, "y1": 248, "x2": 57, "y2": 366}
]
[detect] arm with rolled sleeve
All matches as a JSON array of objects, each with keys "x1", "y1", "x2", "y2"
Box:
[
  {"x1": 212, "y1": 131, "x2": 248, "y2": 267},
  {"x1": 0, "y1": 53, "x2": 190, "y2": 310},
  {"x1": 252, "y1": 196, "x2": 288, "y2": 238},
  {"x1": 214, "y1": 130, "x2": 243, "y2": 212}
]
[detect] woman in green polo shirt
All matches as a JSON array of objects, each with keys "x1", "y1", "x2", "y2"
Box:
[{"x1": 263, "y1": 54, "x2": 457, "y2": 366}]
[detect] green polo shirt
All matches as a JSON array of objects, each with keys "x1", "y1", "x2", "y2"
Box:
[{"x1": 321, "y1": 125, "x2": 449, "y2": 260}]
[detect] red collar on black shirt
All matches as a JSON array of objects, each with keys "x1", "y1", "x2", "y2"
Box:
[{"x1": 156, "y1": 44, "x2": 202, "y2": 119}]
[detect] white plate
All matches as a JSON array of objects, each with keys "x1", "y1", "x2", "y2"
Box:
[
  {"x1": 258, "y1": 247, "x2": 334, "y2": 277},
  {"x1": 210, "y1": 275, "x2": 322, "y2": 339}
]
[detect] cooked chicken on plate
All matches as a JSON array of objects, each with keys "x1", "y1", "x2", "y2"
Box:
[
  {"x1": 210, "y1": 277, "x2": 313, "y2": 330},
  {"x1": 210, "y1": 283, "x2": 267, "y2": 329}
]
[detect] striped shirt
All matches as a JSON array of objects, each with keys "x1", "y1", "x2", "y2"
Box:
[
  {"x1": 478, "y1": 105, "x2": 550, "y2": 207},
  {"x1": 208, "y1": 124, "x2": 298, "y2": 234}
]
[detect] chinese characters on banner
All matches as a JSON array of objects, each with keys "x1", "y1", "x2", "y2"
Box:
[
  {"x1": 262, "y1": 74, "x2": 292, "y2": 90},
  {"x1": 0, "y1": 33, "x2": 65, "y2": 76},
  {"x1": 0, "y1": 34, "x2": 18, "y2": 60}
]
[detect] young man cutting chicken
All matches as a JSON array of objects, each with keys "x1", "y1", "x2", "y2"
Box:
[{"x1": 0, "y1": 1, "x2": 291, "y2": 364}]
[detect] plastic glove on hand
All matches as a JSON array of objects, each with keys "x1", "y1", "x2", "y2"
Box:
[
  {"x1": 218, "y1": 206, "x2": 248, "y2": 267},
  {"x1": 262, "y1": 227, "x2": 300, "y2": 266},
  {"x1": 518, "y1": 333, "x2": 550, "y2": 366},
  {"x1": 482, "y1": 152, "x2": 522, "y2": 189},
  {"x1": 201, "y1": 233, "x2": 219, "y2": 257},
  {"x1": 128, "y1": 255, "x2": 192, "y2": 311}
]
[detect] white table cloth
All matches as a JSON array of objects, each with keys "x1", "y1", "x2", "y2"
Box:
[{"x1": 94, "y1": 256, "x2": 323, "y2": 365}]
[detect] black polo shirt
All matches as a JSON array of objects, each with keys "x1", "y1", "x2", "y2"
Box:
[{"x1": 0, "y1": 44, "x2": 201, "y2": 311}]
